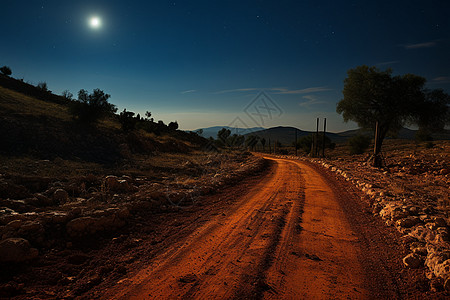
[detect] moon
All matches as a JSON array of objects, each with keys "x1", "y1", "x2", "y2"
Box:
[{"x1": 89, "y1": 16, "x2": 101, "y2": 29}]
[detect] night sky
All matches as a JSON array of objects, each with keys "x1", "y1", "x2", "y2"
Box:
[{"x1": 1, "y1": 0, "x2": 449, "y2": 131}]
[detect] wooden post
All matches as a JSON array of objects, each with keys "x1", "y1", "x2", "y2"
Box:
[
  {"x1": 295, "y1": 128, "x2": 298, "y2": 156},
  {"x1": 322, "y1": 118, "x2": 326, "y2": 157},
  {"x1": 315, "y1": 118, "x2": 319, "y2": 157},
  {"x1": 373, "y1": 121, "x2": 382, "y2": 167},
  {"x1": 373, "y1": 121, "x2": 379, "y2": 156}
]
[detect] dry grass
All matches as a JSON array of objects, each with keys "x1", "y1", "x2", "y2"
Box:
[{"x1": 0, "y1": 86, "x2": 70, "y2": 121}]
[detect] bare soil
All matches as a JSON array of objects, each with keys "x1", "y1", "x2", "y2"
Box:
[
  {"x1": 91, "y1": 157, "x2": 443, "y2": 299},
  {"x1": 1, "y1": 153, "x2": 447, "y2": 299}
]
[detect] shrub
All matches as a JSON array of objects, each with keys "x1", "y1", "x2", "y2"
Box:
[
  {"x1": 0, "y1": 66, "x2": 12, "y2": 76},
  {"x1": 348, "y1": 134, "x2": 371, "y2": 154},
  {"x1": 118, "y1": 109, "x2": 137, "y2": 132}
]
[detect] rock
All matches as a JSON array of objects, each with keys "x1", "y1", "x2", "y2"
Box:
[
  {"x1": 396, "y1": 216, "x2": 420, "y2": 228},
  {"x1": 440, "y1": 168, "x2": 450, "y2": 176},
  {"x1": 434, "y1": 259, "x2": 450, "y2": 279},
  {"x1": 0, "y1": 238, "x2": 38, "y2": 263},
  {"x1": 409, "y1": 226, "x2": 436, "y2": 243},
  {"x1": 413, "y1": 247, "x2": 428, "y2": 256},
  {"x1": 445, "y1": 277, "x2": 450, "y2": 291},
  {"x1": 0, "y1": 211, "x2": 27, "y2": 225},
  {"x1": 6, "y1": 219, "x2": 23, "y2": 229},
  {"x1": 105, "y1": 176, "x2": 136, "y2": 193},
  {"x1": 434, "y1": 217, "x2": 447, "y2": 228},
  {"x1": 379, "y1": 203, "x2": 408, "y2": 221},
  {"x1": 53, "y1": 189, "x2": 69, "y2": 203},
  {"x1": 34, "y1": 193, "x2": 53, "y2": 206},
  {"x1": 403, "y1": 253, "x2": 422, "y2": 269},
  {"x1": 0, "y1": 182, "x2": 29, "y2": 199},
  {"x1": 66, "y1": 217, "x2": 97, "y2": 237}
]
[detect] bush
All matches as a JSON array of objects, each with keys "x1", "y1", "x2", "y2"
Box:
[
  {"x1": 0, "y1": 66, "x2": 12, "y2": 76},
  {"x1": 348, "y1": 134, "x2": 371, "y2": 154},
  {"x1": 118, "y1": 109, "x2": 138, "y2": 132}
]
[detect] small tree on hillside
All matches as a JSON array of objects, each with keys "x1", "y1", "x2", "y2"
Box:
[
  {"x1": 217, "y1": 128, "x2": 231, "y2": 146},
  {"x1": 245, "y1": 135, "x2": 259, "y2": 151},
  {"x1": 62, "y1": 90, "x2": 73, "y2": 101},
  {"x1": 69, "y1": 88, "x2": 117, "y2": 124},
  {"x1": 0, "y1": 66, "x2": 12, "y2": 76},
  {"x1": 337, "y1": 65, "x2": 450, "y2": 167},
  {"x1": 37, "y1": 82, "x2": 49, "y2": 92},
  {"x1": 260, "y1": 137, "x2": 266, "y2": 152},
  {"x1": 168, "y1": 121, "x2": 179, "y2": 131},
  {"x1": 118, "y1": 109, "x2": 137, "y2": 132}
]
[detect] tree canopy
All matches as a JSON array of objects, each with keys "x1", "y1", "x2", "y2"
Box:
[
  {"x1": 337, "y1": 65, "x2": 449, "y2": 165},
  {"x1": 0, "y1": 66, "x2": 12, "y2": 76},
  {"x1": 69, "y1": 88, "x2": 117, "y2": 124}
]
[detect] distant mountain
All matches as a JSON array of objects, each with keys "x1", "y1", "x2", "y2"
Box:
[
  {"x1": 192, "y1": 126, "x2": 265, "y2": 139},
  {"x1": 244, "y1": 126, "x2": 345, "y2": 145},
  {"x1": 245, "y1": 126, "x2": 450, "y2": 145}
]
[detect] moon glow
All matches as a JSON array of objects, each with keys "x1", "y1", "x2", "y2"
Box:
[{"x1": 89, "y1": 16, "x2": 101, "y2": 29}]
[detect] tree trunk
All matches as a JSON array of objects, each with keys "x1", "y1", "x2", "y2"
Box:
[{"x1": 373, "y1": 123, "x2": 387, "y2": 168}]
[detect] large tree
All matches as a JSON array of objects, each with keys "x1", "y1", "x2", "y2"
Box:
[{"x1": 337, "y1": 65, "x2": 449, "y2": 167}]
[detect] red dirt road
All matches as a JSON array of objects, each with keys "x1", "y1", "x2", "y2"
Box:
[{"x1": 102, "y1": 157, "x2": 420, "y2": 299}]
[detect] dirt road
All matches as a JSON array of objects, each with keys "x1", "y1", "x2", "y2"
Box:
[{"x1": 102, "y1": 157, "x2": 416, "y2": 299}]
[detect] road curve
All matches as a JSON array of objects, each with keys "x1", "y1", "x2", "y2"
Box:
[{"x1": 103, "y1": 157, "x2": 402, "y2": 299}]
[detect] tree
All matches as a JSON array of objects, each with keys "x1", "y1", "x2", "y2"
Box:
[
  {"x1": 69, "y1": 88, "x2": 117, "y2": 124},
  {"x1": 37, "y1": 82, "x2": 49, "y2": 92},
  {"x1": 217, "y1": 128, "x2": 231, "y2": 145},
  {"x1": 118, "y1": 109, "x2": 137, "y2": 132},
  {"x1": 0, "y1": 66, "x2": 12, "y2": 76},
  {"x1": 337, "y1": 65, "x2": 449, "y2": 167},
  {"x1": 168, "y1": 121, "x2": 179, "y2": 131},
  {"x1": 62, "y1": 90, "x2": 73, "y2": 101},
  {"x1": 260, "y1": 138, "x2": 266, "y2": 152},
  {"x1": 245, "y1": 135, "x2": 259, "y2": 151}
]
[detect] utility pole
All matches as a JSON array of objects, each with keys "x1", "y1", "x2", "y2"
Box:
[{"x1": 322, "y1": 118, "x2": 327, "y2": 158}]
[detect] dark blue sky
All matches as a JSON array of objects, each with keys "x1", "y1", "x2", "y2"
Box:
[{"x1": 1, "y1": 0, "x2": 449, "y2": 131}]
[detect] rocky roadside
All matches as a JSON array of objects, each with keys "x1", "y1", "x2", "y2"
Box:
[
  {"x1": 0, "y1": 152, "x2": 266, "y2": 298},
  {"x1": 304, "y1": 143, "x2": 450, "y2": 292}
]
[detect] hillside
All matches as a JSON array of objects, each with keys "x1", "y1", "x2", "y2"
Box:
[{"x1": 0, "y1": 77, "x2": 208, "y2": 164}]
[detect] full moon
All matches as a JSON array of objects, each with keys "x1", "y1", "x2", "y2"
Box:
[{"x1": 89, "y1": 16, "x2": 101, "y2": 29}]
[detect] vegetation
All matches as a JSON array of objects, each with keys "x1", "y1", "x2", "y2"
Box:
[
  {"x1": 69, "y1": 88, "x2": 117, "y2": 124},
  {"x1": 37, "y1": 81, "x2": 49, "y2": 92},
  {"x1": 0, "y1": 65, "x2": 12, "y2": 76},
  {"x1": 118, "y1": 109, "x2": 138, "y2": 132},
  {"x1": 348, "y1": 134, "x2": 371, "y2": 154},
  {"x1": 294, "y1": 133, "x2": 335, "y2": 155},
  {"x1": 337, "y1": 65, "x2": 450, "y2": 166},
  {"x1": 61, "y1": 90, "x2": 73, "y2": 101}
]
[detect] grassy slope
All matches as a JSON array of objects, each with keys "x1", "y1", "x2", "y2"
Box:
[{"x1": 0, "y1": 83, "x2": 208, "y2": 178}]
